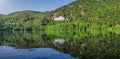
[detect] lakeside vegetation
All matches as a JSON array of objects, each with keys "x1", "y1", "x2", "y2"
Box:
[
  {"x1": 0, "y1": 0, "x2": 120, "y2": 59},
  {"x1": 0, "y1": 0, "x2": 120, "y2": 33}
]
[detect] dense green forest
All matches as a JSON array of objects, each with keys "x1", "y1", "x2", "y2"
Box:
[
  {"x1": 0, "y1": 0, "x2": 120, "y2": 33},
  {"x1": 0, "y1": 0, "x2": 120, "y2": 59}
]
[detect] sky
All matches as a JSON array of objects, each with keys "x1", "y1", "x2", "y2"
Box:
[{"x1": 0, "y1": 0, "x2": 75, "y2": 15}]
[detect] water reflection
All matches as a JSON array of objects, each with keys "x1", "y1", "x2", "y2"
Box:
[
  {"x1": 53, "y1": 38, "x2": 66, "y2": 48},
  {"x1": 0, "y1": 46, "x2": 78, "y2": 59},
  {"x1": 0, "y1": 31, "x2": 120, "y2": 59}
]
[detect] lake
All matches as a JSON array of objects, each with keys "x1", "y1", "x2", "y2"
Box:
[
  {"x1": 0, "y1": 31, "x2": 119, "y2": 59},
  {"x1": 0, "y1": 46, "x2": 78, "y2": 59}
]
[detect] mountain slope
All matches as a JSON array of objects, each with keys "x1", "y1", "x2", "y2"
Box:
[
  {"x1": 44, "y1": 0, "x2": 120, "y2": 32},
  {"x1": 0, "y1": 0, "x2": 120, "y2": 31},
  {"x1": 0, "y1": 11, "x2": 46, "y2": 30},
  {"x1": 0, "y1": 14, "x2": 3, "y2": 18},
  {"x1": 48, "y1": 0, "x2": 120, "y2": 21}
]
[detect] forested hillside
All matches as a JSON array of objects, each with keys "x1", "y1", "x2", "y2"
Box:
[
  {"x1": 0, "y1": 11, "x2": 47, "y2": 30},
  {"x1": 44, "y1": 0, "x2": 120, "y2": 34},
  {"x1": 0, "y1": 0, "x2": 120, "y2": 32},
  {"x1": 0, "y1": 14, "x2": 3, "y2": 18}
]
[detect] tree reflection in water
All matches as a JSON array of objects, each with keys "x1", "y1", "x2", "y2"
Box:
[{"x1": 0, "y1": 31, "x2": 119, "y2": 59}]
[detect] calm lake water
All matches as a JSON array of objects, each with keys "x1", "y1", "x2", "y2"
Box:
[
  {"x1": 0, "y1": 46, "x2": 78, "y2": 59},
  {"x1": 0, "y1": 31, "x2": 119, "y2": 59}
]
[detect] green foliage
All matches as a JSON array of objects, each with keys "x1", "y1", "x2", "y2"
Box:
[
  {"x1": 0, "y1": 30, "x2": 119, "y2": 59},
  {"x1": 0, "y1": 0, "x2": 120, "y2": 33},
  {"x1": 0, "y1": 0, "x2": 120, "y2": 58}
]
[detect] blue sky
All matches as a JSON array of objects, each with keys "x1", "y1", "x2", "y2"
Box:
[{"x1": 0, "y1": 0, "x2": 74, "y2": 14}]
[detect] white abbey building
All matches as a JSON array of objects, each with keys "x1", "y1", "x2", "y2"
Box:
[{"x1": 54, "y1": 16, "x2": 65, "y2": 21}]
